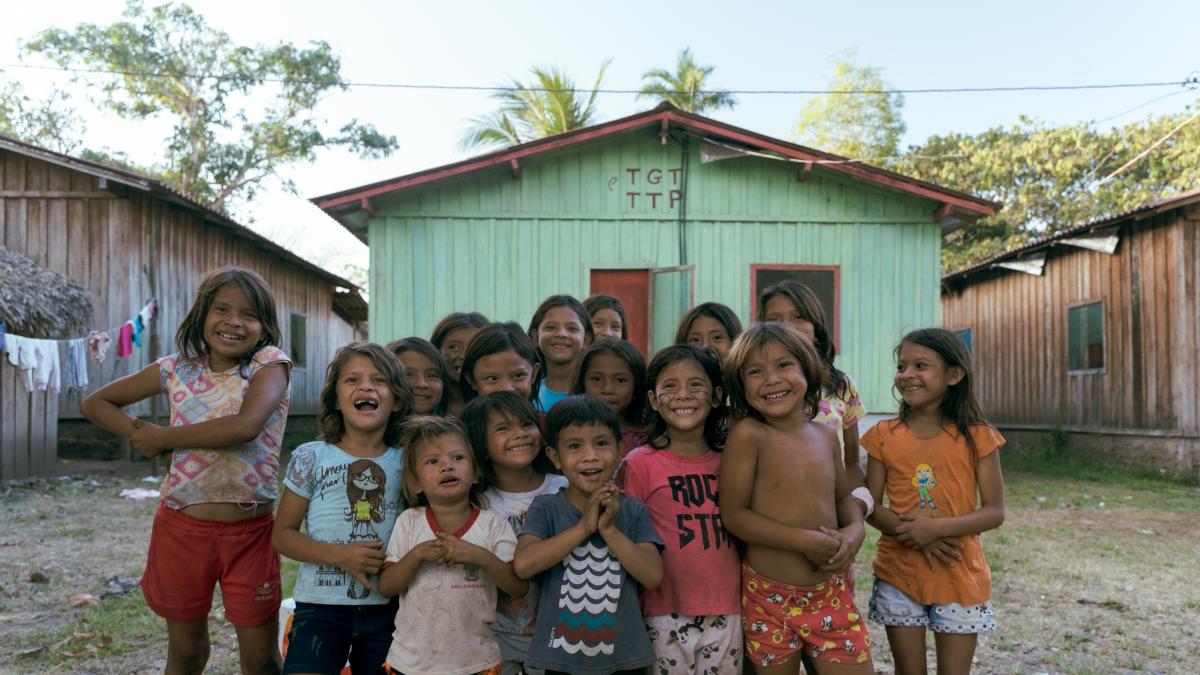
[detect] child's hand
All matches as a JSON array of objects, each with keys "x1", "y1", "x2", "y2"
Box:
[
  {"x1": 817, "y1": 523, "x2": 865, "y2": 572},
  {"x1": 579, "y1": 489, "x2": 605, "y2": 536},
  {"x1": 597, "y1": 484, "x2": 620, "y2": 534},
  {"x1": 411, "y1": 539, "x2": 448, "y2": 563},
  {"x1": 129, "y1": 422, "x2": 166, "y2": 458},
  {"x1": 338, "y1": 541, "x2": 386, "y2": 588},
  {"x1": 436, "y1": 532, "x2": 489, "y2": 566},
  {"x1": 896, "y1": 513, "x2": 944, "y2": 548},
  {"x1": 802, "y1": 529, "x2": 841, "y2": 563},
  {"x1": 919, "y1": 537, "x2": 964, "y2": 570}
]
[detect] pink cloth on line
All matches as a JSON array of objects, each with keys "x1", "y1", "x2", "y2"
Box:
[{"x1": 116, "y1": 322, "x2": 133, "y2": 358}]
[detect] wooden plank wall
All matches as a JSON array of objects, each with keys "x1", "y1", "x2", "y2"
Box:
[
  {"x1": 0, "y1": 149, "x2": 358, "y2": 480},
  {"x1": 941, "y1": 211, "x2": 1196, "y2": 433}
]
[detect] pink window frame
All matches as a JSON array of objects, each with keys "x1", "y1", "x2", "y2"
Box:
[{"x1": 749, "y1": 264, "x2": 841, "y2": 349}]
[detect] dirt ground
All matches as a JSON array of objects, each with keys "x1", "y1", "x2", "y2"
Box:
[{"x1": 0, "y1": 459, "x2": 1196, "y2": 674}]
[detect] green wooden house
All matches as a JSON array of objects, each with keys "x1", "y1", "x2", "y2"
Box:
[{"x1": 313, "y1": 103, "x2": 996, "y2": 413}]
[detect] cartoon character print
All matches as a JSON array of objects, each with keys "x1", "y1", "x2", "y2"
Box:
[
  {"x1": 343, "y1": 458, "x2": 387, "y2": 599},
  {"x1": 911, "y1": 463, "x2": 938, "y2": 510}
]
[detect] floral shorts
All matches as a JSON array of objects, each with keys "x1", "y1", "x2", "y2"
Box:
[{"x1": 740, "y1": 563, "x2": 871, "y2": 667}]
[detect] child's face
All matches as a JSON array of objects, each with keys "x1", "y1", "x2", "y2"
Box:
[
  {"x1": 336, "y1": 354, "x2": 401, "y2": 434},
  {"x1": 583, "y1": 354, "x2": 635, "y2": 417},
  {"x1": 411, "y1": 435, "x2": 477, "y2": 504},
  {"x1": 472, "y1": 349, "x2": 536, "y2": 399},
  {"x1": 548, "y1": 422, "x2": 620, "y2": 495},
  {"x1": 204, "y1": 283, "x2": 263, "y2": 371},
  {"x1": 649, "y1": 358, "x2": 717, "y2": 435},
  {"x1": 590, "y1": 308, "x2": 624, "y2": 342},
  {"x1": 398, "y1": 350, "x2": 444, "y2": 415},
  {"x1": 895, "y1": 341, "x2": 963, "y2": 411},
  {"x1": 537, "y1": 306, "x2": 589, "y2": 366},
  {"x1": 763, "y1": 295, "x2": 816, "y2": 344},
  {"x1": 485, "y1": 409, "x2": 543, "y2": 473},
  {"x1": 685, "y1": 315, "x2": 732, "y2": 358},
  {"x1": 440, "y1": 327, "x2": 480, "y2": 383},
  {"x1": 740, "y1": 340, "x2": 808, "y2": 421}
]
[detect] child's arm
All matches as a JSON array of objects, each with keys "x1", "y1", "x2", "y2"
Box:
[
  {"x1": 896, "y1": 452, "x2": 1005, "y2": 547},
  {"x1": 129, "y1": 364, "x2": 289, "y2": 455},
  {"x1": 436, "y1": 532, "x2": 528, "y2": 597},
  {"x1": 271, "y1": 487, "x2": 385, "y2": 589},
  {"x1": 378, "y1": 539, "x2": 446, "y2": 597},
  {"x1": 819, "y1": 432, "x2": 866, "y2": 571},
  {"x1": 719, "y1": 422, "x2": 838, "y2": 560},
  {"x1": 80, "y1": 364, "x2": 164, "y2": 456},
  {"x1": 597, "y1": 487, "x2": 662, "y2": 589},
  {"x1": 513, "y1": 491, "x2": 603, "y2": 579},
  {"x1": 864, "y1": 455, "x2": 904, "y2": 536}
]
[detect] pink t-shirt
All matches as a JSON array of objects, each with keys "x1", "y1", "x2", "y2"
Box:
[
  {"x1": 156, "y1": 346, "x2": 292, "y2": 509},
  {"x1": 615, "y1": 444, "x2": 740, "y2": 617}
]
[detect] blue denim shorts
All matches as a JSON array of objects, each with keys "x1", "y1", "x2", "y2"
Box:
[
  {"x1": 283, "y1": 600, "x2": 397, "y2": 674},
  {"x1": 868, "y1": 578, "x2": 996, "y2": 634}
]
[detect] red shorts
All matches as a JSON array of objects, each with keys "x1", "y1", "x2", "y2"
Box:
[
  {"x1": 741, "y1": 563, "x2": 870, "y2": 667},
  {"x1": 141, "y1": 504, "x2": 281, "y2": 626}
]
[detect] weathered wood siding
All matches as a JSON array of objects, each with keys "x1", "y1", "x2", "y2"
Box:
[
  {"x1": 941, "y1": 210, "x2": 1197, "y2": 433},
  {"x1": 368, "y1": 131, "x2": 944, "y2": 412},
  {"x1": 0, "y1": 149, "x2": 358, "y2": 480}
]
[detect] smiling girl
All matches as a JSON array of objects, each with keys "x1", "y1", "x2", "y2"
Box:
[{"x1": 528, "y1": 295, "x2": 594, "y2": 412}]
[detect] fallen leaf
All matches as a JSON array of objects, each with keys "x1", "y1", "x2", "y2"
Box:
[{"x1": 68, "y1": 593, "x2": 101, "y2": 608}]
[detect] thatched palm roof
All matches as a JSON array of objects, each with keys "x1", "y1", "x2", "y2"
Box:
[{"x1": 0, "y1": 245, "x2": 94, "y2": 339}]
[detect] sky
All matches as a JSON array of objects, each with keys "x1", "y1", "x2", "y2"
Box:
[{"x1": 2, "y1": 1, "x2": 1198, "y2": 278}]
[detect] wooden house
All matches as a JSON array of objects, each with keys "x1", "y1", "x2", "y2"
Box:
[
  {"x1": 941, "y1": 190, "x2": 1200, "y2": 478},
  {"x1": 313, "y1": 103, "x2": 997, "y2": 414},
  {"x1": 0, "y1": 134, "x2": 368, "y2": 480}
]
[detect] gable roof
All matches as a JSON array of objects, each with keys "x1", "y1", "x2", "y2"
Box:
[
  {"x1": 312, "y1": 102, "x2": 999, "y2": 242},
  {"x1": 942, "y1": 188, "x2": 1200, "y2": 288},
  {"x1": 0, "y1": 133, "x2": 359, "y2": 292}
]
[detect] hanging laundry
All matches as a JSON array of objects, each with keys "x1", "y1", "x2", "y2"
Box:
[
  {"x1": 0, "y1": 322, "x2": 6, "y2": 353},
  {"x1": 67, "y1": 338, "x2": 89, "y2": 395},
  {"x1": 132, "y1": 315, "x2": 144, "y2": 348},
  {"x1": 5, "y1": 335, "x2": 35, "y2": 390},
  {"x1": 116, "y1": 322, "x2": 134, "y2": 358},
  {"x1": 87, "y1": 330, "x2": 111, "y2": 364},
  {"x1": 31, "y1": 339, "x2": 61, "y2": 393},
  {"x1": 138, "y1": 300, "x2": 156, "y2": 326}
]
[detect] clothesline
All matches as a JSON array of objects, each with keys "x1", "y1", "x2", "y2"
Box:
[{"x1": 3, "y1": 298, "x2": 158, "y2": 345}]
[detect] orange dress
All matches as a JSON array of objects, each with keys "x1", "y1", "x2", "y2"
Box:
[{"x1": 861, "y1": 420, "x2": 1004, "y2": 605}]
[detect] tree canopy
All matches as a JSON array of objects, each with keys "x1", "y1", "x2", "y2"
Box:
[
  {"x1": 24, "y1": 0, "x2": 396, "y2": 213},
  {"x1": 637, "y1": 48, "x2": 735, "y2": 113},
  {"x1": 794, "y1": 50, "x2": 906, "y2": 160},
  {"x1": 0, "y1": 78, "x2": 84, "y2": 154}
]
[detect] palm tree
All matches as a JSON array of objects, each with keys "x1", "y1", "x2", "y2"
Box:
[
  {"x1": 638, "y1": 48, "x2": 735, "y2": 113},
  {"x1": 460, "y1": 61, "x2": 611, "y2": 150}
]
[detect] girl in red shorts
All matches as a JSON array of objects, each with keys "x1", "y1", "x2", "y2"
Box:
[{"x1": 83, "y1": 267, "x2": 292, "y2": 674}]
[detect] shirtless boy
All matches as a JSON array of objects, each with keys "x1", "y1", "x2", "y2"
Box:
[{"x1": 720, "y1": 323, "x2": 873, "y2": 674}]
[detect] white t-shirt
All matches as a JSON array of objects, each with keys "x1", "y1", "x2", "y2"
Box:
[{"x1": 384, "y1": 506, "x2": 516, "y2": 675}]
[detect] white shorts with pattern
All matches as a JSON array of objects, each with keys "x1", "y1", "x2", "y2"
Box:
[{"x1": 644, "y1": 612, "x2": 742, "y2": 675}]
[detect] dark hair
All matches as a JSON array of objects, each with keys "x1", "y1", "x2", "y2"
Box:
[
  {"x1": 430, "y1": 312, "x2": 490, "y2": 349},
  {"x1": 387, "y1": 337, "x2": 450, "y2": 416},
  {"x1": 527, "y1": 295, "x2": 594, "y2": 391},
  {"x1": 583, "y1": 293, "x2": 629, "y2": 340},
  {"x1": 544, "y1": 395, "x2": 622, "y2": 451},
  {"x1": 459, "y1": 321, "x2": 542, "y2": 404},
  {"x1": 345, "y1": 458, "x2": 390, "y2": 524},
  {"x1": 894, "y1": 328, "x2": 989, "y2": 454},
  {"x1": 570, "y1": 340, "x2": 648, "y2": 428},
  {"x1": 645, "y1": 345, "x2": 726, "y2": 451},
  {"x1": 757, "y1": 280, "x2": 847, "y2": 396},
  {"x1": 319, "y1": 342, "x2": 414, "y2": 447},
  {"x1": 724, "y1": 323, "x2": 825, "y2": 423},
  {"x1": 675, "y1": 302, "x2": 743, "y2": 348},
  {"x1": 461, "y1": 392, "x2": 557, "y2": 491},
  {"x1": 398, "y1": 415, "x2": 484, "y2": 508},
  {"x1": 176, "y1": 267, "x2": 281, "y2": 368}
]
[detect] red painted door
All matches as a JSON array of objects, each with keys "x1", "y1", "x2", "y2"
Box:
[{"x1": 589, "y1": 269, "x2": 651, "y2": 355}]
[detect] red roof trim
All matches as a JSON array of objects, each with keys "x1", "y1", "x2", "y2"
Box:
[{"x1": 312, "y1": 104, "x2": 998, "y2": 217}]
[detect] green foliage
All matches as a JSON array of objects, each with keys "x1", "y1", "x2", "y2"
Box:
[
  {"x1": 794, "y1": 50, "x2": 906, "y2": 160},
  {"x1": 0, "y1": 78, "x2": 85, "y2": 153},
  {"x1": 25, "y1": 0, "x2": 397, "y2": 213},
  {"x1": 460, "y1": 61, "x2": 610, "y2": 150},
  {"x1": 900, "y1": 106, "x2": 1200, "y2": 271},
  {"x1": 637, "y1": 47, "x2": 735, "y2": 113}
]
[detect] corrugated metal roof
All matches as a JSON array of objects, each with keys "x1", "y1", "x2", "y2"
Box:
[
  {"x1": 0, "y1": 133, "x2": 359, "y2": 292},
  {"x1": 942, "y1": 188, "x2": 1200, "y2": 285}
]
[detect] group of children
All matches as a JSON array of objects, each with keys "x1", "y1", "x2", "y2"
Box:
[{"x1": 82, "y1": 266, "x2": 1005, "y2": 675}]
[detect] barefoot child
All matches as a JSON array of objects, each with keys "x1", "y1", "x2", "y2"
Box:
[
  {"x1": 379, "y1": 416, "x2": 528, "y2": 675},
  {"x1": 863, "y1": 329, "x2": 1005, "y2": 675},
  {"x1": 462, "y1": 392, "x2": 568, "y2": 674},
  {"x1": 570, "y1": 340, "x2": 649, "y2": 455},
  {"x1": 616, "y1": 345, "x2": 743, "y2": 674},
  {"x1": 81, "y1": 266, "x2": 291, "y2": 674},
  {"x1": 514, "y1": 395, "x2": 664, "y2": 675},
  {"x1": 272, "y1": 343, "x2": 413, "y2": 674},
  {"x1": 720, "y1": 323, "x2": 872, "y2": 673}
]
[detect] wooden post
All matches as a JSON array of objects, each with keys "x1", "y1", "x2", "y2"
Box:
[{"x1": 147, "y1": 212, "x2": 162, "y2": 475}]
